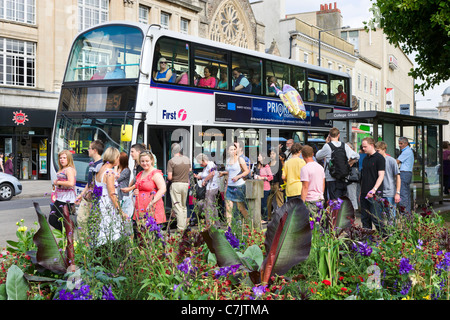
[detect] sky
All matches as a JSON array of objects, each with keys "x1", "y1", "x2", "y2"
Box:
[{"x1": 280, "y1": 0, "x2": 449, "y2": 110}]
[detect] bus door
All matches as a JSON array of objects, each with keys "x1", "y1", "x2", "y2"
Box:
[{"x1": 147, "y1": 125, "x2": 191, "y2": 213}]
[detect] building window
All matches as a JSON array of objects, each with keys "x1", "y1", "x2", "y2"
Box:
[
  {"x1": 357, "y1": 73, "x2": 361, "y2": 90},
  {"x1": 303, "y1": 52, "x2": 308, "y2": 64},
  {"x1": 364, "y1": 76, "x2": 367, "y2": 92},
  {"x1": 328, "y1": 61, "x2": 332, "y2": 69},
  {"x1": 0, "y1": 37, "x2": 35, "y2": 87},
  {"x1": 161, "y1": 11, "x2": 170, "y2": 29},
  {"x1": 0, "y1": 0, "x2": 35, "y2": 24},
  {"x1": 139, "y1": 5, "x2": 149, "y2": 24},
  {"x1": 78, "y1": 0, "x2": 109, "y2": 32},
  {"x1": 375, "y1": 81, "x2": 379, "y2": 96},
  {"x1": 180, "y1": 18, "x2": 189, "y2": 34}
]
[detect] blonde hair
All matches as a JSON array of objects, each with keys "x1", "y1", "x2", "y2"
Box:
[
  {"x1": 103, "y1": 147, "x2": 120, "y2": 164},
  {"x1": 58, "y1": 150, "x2": 75, "y2": 170},
  {"x1": 139, "y1": 151, "x2": 155, "y2": 166},
  {"x1": 375, "y1": 141, "x2": 387, "y2": 151}
]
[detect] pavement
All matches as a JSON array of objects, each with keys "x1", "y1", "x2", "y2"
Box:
[
  {"x1": 13, "y1": 179, "x2": 450, "y2": 216},
  {"x1": 15, "y1": 179, "x2": 53, "y2": 200}
]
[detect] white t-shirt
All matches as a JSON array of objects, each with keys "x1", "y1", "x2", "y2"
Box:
[
  {"x1": 198, "y1": 161, "x2": 219, "y2": 190},
  {"x1": 300, "y1": 161, "x2": 325, "y2": 202}
]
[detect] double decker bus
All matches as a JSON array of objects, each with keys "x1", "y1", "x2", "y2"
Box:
[{"x1": 52, "y1": 21, "x2": 351, "y2": 191}]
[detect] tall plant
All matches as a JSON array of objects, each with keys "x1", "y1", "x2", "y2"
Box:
[{"x1": 202, "y1": 198, "x2": 311, "y2": 285}]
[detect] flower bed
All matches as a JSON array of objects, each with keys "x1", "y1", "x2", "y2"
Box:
[{"x1": 1, "y1": 196, "x2": 450, "y2": 301}]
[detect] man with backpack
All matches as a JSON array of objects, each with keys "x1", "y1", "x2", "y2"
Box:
[{"x1": 316, "y1": 127, "x2": 359, "y2": 201}]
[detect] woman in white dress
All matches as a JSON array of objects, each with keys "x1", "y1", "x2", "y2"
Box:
[{"x1": 93, "y1": 147, "x2": 129, "y2": 245}]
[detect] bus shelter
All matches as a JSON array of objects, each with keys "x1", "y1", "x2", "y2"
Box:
[{"x1": 327, "y1": 110, "x2": 449, "y2": 207}]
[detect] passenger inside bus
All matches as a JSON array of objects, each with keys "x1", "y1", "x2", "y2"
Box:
[
  {"x1": 176, "y1": 71, "x2": 189, "y2": 85},
  {"x1": 104, "y1": 50, "x2": 126, "y2": 79},
  {"x1": 267, "y1": 76, "x2": 280, "y2": 96},
  {"x1": 90, "y1": 60, "x2": 108, "y2": 80},
  {"x1": 308, "y1": 87, "x2": 317, "y2": 102},
  {"x1": 217, "y1": 70, "x2": 228, "y2": 90},
  {"x1": 251, "y1": 73, "x2": 261, "y2": 94},
  {"x1": 232, "y1": 68, "x2": 252, "y2": 93},
  {"x1": 198, "y1": 66, "x2": 217, "y2": 88},
  {"x1": 334, "y1": 84, "x2": 348, "y2": 105},
  {"x1": 154, "y1": 57, "x2": 173, "y2": 82}
]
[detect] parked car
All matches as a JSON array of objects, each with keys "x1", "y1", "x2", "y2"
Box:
[{"x1": 0, "y1": 172, "x2": 22, "y2": 201}]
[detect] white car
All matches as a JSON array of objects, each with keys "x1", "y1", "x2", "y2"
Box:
[{"x1": 0, "y1": 173, "x2": 22, "y2": 201}]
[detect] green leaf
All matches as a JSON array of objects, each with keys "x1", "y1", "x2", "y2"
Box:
[
  {"x1": 243, "y1": 245, "x2": 264, "y2": 268},
  {"x1": 201, "y1": 226, "x2": 242, "y2": 267},
  {"x1": 207, "y1": 251, "x2": 217, "y2": 265},
  {"x1": 261, "y1": 198, "x2": 312, "y2": 283},
  {"x1": 331, "y1": 196, "x2": 355, "y2": 230},
  {"x1": 0, "y1": 284, "x2": 6, "y2": 300},
  {"x1": 32, "y1": 202, "x2": 68, "y2": 274},
  {"x1": 5, "y1": 265, "x2": 29, "y2": 300}
]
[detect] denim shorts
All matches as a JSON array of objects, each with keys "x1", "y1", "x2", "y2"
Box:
[{"x1": 225, "y1": 184, "x2": 246, "y2": 202}]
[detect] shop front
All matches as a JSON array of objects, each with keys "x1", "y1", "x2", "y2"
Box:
[{"x1": 0, "y1": 108, "x2": 55, "y2": 180}]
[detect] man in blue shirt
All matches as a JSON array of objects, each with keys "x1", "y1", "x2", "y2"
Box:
[{"x1": 396, "y1": 137, "x2": 414, "y2": 213}]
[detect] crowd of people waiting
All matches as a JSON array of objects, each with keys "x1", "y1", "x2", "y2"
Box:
[{"x1": 49, "y1": 126, "x2": 416, "y2": 243}]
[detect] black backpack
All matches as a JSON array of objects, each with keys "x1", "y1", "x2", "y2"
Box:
[{"x1": 328, "y1": 142, "x2": 350, "y2": 181}]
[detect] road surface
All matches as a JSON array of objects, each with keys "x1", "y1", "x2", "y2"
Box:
[{"x1": 0, "y1": 196, "x2": 51, "y2": 249}]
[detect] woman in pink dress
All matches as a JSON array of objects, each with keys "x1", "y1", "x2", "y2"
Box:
[
  {"x1": 133, "y1": 151, "x2": 166, "y2": 224},
  {"x1": 197, "y1": 67, "x2": 216, "y2": 88}
]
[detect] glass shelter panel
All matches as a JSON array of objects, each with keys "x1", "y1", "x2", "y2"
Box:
[{"x1": 425, "y1": 125, "x2": 440, "y2": 198}]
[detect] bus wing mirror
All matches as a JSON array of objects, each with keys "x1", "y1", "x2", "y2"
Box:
[{"x1": 121, "y1": 124, "x2": 133, "y2": 142}]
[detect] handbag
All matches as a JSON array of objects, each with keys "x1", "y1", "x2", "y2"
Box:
[
  {"x1": 347, "y1": 166, "x2": 360, "y2": 183},
  {"x1": 195, "y1": 183, "x2": 207, "y2": 200},
  {"x1": 120, "y1": 195, "x2": 135, "y2": 219}
]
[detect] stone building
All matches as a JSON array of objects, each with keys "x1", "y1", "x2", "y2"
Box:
[
  {"x1": 250, "y1": 1, "x2": 414, "y2": 115},
  {"x1": 437, "y1": 86, "x2": 450, "y2": 142},
  {"x1": 0, "y1": 0, "x2": 264, "y2": 180}
]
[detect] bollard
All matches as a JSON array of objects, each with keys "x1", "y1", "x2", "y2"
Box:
[{"x1": 245, "y1": 179, "x2": 264, "y2": 230}]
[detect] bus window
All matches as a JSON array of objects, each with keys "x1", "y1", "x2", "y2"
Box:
[
  {"x1": 265, "y1": 61, "x2": 289, "y2": 96},
  {"x1": 306, "y1": 72, "x2": 328, "y2": 103},
  {"x1": 194, "y1": 46, "x2": 228, "y2": 89},
  {"x1": 65, "y1": 25, "x2": 143, "y2": 82},
  {"x1": 153, "y1": 37, "x2": 189, "y2": 84},
  {"x1": 292, "y1": 65, "x2": 306, "y2": 100},
  {"x1": 231, "y1": 53, "x2": 261, "y2": 94},
  {"x1": 330, "y1": 75, "x2": 349, "y2": 107}
]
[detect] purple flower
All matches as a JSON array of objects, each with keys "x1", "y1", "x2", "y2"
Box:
[
  {"x1": 177, "y1": 257, "x2": 197, "y2": 275},
  {"x1": 316, "y1": 201, "x2": 324, "y2": 211},
  {"x1": 436, "y1": 252, "x2": 450, "y2": 273},
  {"x1": 352, "y1": 241, "x2": 373, "y2": 257},
  {"x1": 416, "y1": 239, "x2": 423, "y2": 250},
  {"x1": 214, "y1": 264, "x2": 240, "y2": 278},
  {"x1": 225, "y1": 227, "x2": 240, "y2": 249},
  {"x1": 58, "y1": 284, "x2": 92, "y2": 300},
  {"x1": 93, "y1": 185, "x2": 102, "y2": 198},
  {"x1": 101, "y1": 285, "x2": 116, "y2": 300},
  {"x1": 328, "y1": 198, "x2": 343, "y2": 210},
  {"x1": 144, "y1": 213, "x2": 165, "y2": 244},
  {"x1": 252, "y1": 285, "x2": 267, "y2": 298},
  {"x1": 399, "y1": 258, "x2": 414, "y2": 275}
]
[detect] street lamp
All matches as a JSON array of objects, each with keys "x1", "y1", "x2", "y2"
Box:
[{"x1": 318, "y1": 25, "x2": 350, "y2": 66}]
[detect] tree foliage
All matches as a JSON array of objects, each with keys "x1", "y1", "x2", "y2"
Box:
[{"x1": 365, "y1": 0, "x2": 450, "y2": 94}]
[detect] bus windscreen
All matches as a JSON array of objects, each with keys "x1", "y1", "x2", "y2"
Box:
[{"x1": 64, "y1": 25, "x2": 143, "y2": 82}]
